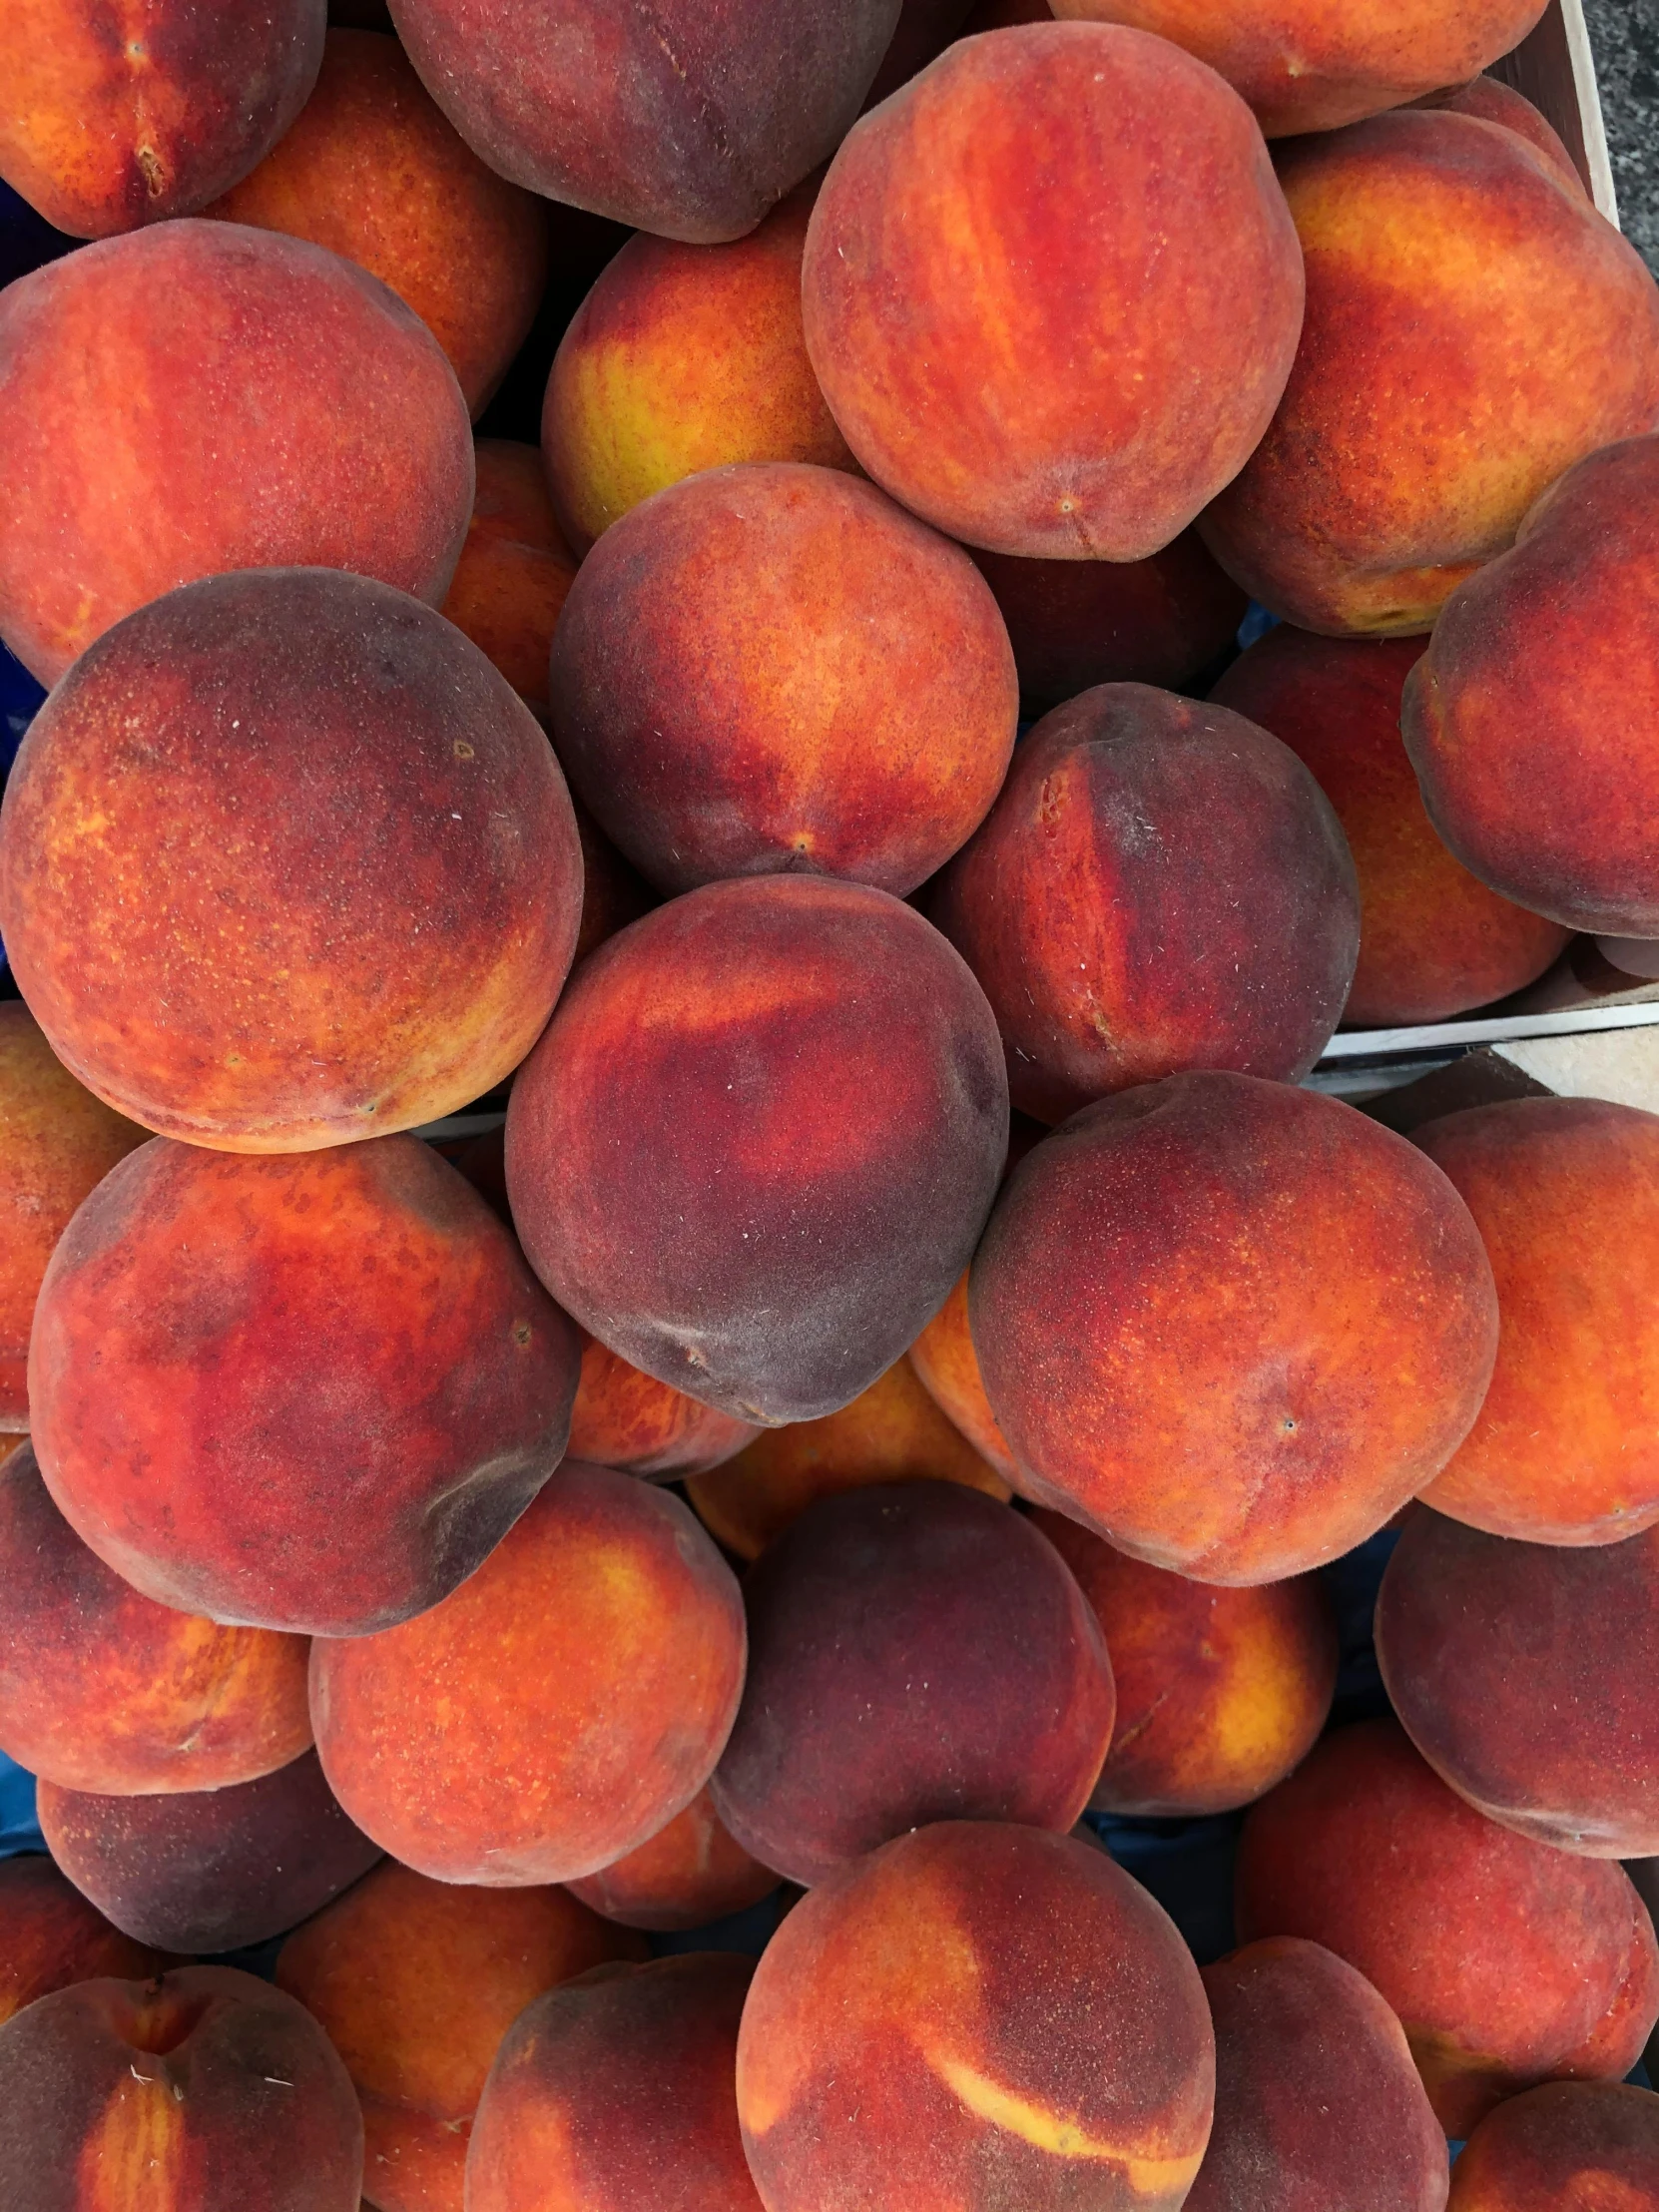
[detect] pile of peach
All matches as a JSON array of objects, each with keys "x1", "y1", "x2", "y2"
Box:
[{"x1": 2, "y1": 0, "x2": 1659, "y2": 2206}]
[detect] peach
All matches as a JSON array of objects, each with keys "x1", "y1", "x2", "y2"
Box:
[
  {"x1": 1379, "y1": 1508, "x2": 1659, "y2": 1857},
  {"x1": 29, "y1": 1134, "x2": 581, "y2": 1637},
  {"x1": 969, "y1": 535, "x2": 1247, "y2": 711},
  {"x1": 0, "y1": 1444, "x2": 312, "y2": 1795},
  {"x1": 310, "y1": 1460, "x2": 746, "y2": 1886},
  {"x1": 386, "y1": 0, "x2": 900, "y2": 241},
  {"x1": 710, "y1": 1482, "x2": 1115, "y2": 1883},
  {"x1": 438, "y1": 441, "x2": 577, "y2": 713},
  {"x1": 1211, "y1": 627, "x2": 1570, "y2": 1025},
  {"x1": 0, "y1": 1003, "x2": 144, "y2": 1429},
  {"x1": 565, "y1": 1788, "x2": 779, "y2": 1933},
  {"x1": 543, "y1": 192, "x2": 855, "y2": 556},
  {"x1": 739, "y1": 1820, "x2": 1215, "y2": 2212},
  {"x1": 504, "y1": 876, "x2": 1008, "y2": 1424},
  {"x1": 685, "y1": 1355, "x2": 1009, "y2": 1560},
  {"x1": 469, "y1": 1953, "x2": 760, "y2": 2212},
  {"x1": 1032, "y1": 1511, "x2": 1337, "y2": 1816},
  {"x1": 1188, "y1": 1938, "x2": 1447, "y2": 2212},
  {"x1": 0, "y1": 1965, "x2": 362, "y2": 2208},
  {"x1": 1200, "y1": 112, "x2": 1659, "y2": 638},
  {"x1": 549, "y1": 463, "x2": 1016, "y2": 896},
  {"x1": 1447, "y1": 2080, "x2": 1659, "y2": 2209},
  {"x1": 0, "y1": 1, "x2": 325, "y2": 238},
  {"x1": 1419, "y1": 76, "x2": 1587, "y2": 199},
  {"x1": 802, "y1": 23, "x2": 1304, "y2": 560},
  {"x1": 1046, "y1": 1, "x2": 1548, "y2": 136},
  {"x1": 0, "y1": 1859, "x2": 164, "y2": 2026},
  {"x1": 570, "y1": 1334, "x2": 758, "y2": 1481},
  {"x1": 40, "y1": 1752, "x2": 382, "y2": 1953},
  {"x1": 1402, "y1": 435, "x2": 1659, "y2": 933},
  {"x1": 1410, "y1": 1097, "x2": 1659, "y2": 1543},
  {"x1": 929, "y1": 684, "x2": 1360, "y2": 1119},
  {"x1": 569, "y1": 797, "x2": 657, "y2": 968},
  {"x1": 0, "y1": 567, "x2": 582, "y2": 1150},
  {"x1": 0, "y1": 222, "x2": 473, "y2": 687},
  {"x1": 908, "y1": 1271, "x2": 1020, "y2": 1480},
  {"x1": 1235, "y1": 1719, "x2": 1659, "y2": 2137},
  {"x1": 970, "y1": 1073, "x2": 1498, "y2": 1581},
  {"x1": 205, "y1": 30, "x2": 548, "y2": 416},
  {"x1": 275, "y1": 1862, "x2": 645, "y2": 2212}
]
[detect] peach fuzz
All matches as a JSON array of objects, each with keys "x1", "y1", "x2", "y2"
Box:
[
  {"x1": 0, "y1": 1, "x2": 324, "y2": 237},
  {"x1": 1235, "y1": 1720, "x2": 1659, "y2": 2137},
  {"x1": 1188, "y1": 1938, "x2": 1447, "y2": 2212},
  {"x1": 550, "y1": 462, "x2": 1017, "y2": 897},
  {"x1": 929, "y1": 684, "x2": 1360, "y2": 1120},
  {"x1": 438, "y1": 441, "x2": 577, "y2": 714},
  {"x1": 570, "y1": 1333, "x2": 758, "y2": 1481},
  {"x1": 1200, "y1": 111, "x2": 1659, "y2": 638},
  {"x1": 310, "y1": 1460, "x2": 746, "y2": 1886},
  {"x1": 970, "y1": 1073, "x2": 1497, "y2": 1581},
  {"x1": 565, "y1": 1788, "x2": 779, "y2": 1932},
  {"x1": 469, "y1": 1953, "x2": 760, "y2": 2212},
  {"x1": 0, "y1": 1966, "x2": 362, "y2": 2210},
  {"x1": 1410, "y1": 1097, "x2": 1659, "y2": 1542},
  {"x1": 543, "y1": 191, "x2": 855, "y2": 556},
  {"x1": 739, "y1": 1821, "x2": 1214, "y2": 2212},
  {"x1": 802, "y1": 23, "x2": 1304, "y2": 561},
  {"x1": 205, "y1": 30, "x2": 548, "y2": 415},
  {"x1": 1032, "y1": 1511, "x2": 1337, "y2": 1817},
  {"x1": 0, "y1": 1004, "x2": 144, "y2": 1429},
  {"x1": 685, "y1": 1355, "x2": 1008, "y2": 1560},
  {"x1": 0, "y1": 222, "x2": 473, "y2": 688},
  {"x1": 1046, "y1": 1, "x2": 1547, "y2": 136},
  {"x1": 275, "y1": 1863, "x2": 646, "y2": 2212},
  {"x1": 1379, "y1": 1509, "x2": 1659, "y2": 1857},
  {"x1": 0, "y1": 568, "x2": 582, "y2": 1151},
  {"x1": 29, "y1": 1134, "x2": 581, "y2": 1638},
  {"x1": 909, "y1": 1271, "x2": 1020, "y2": 1481},
  {"x1": 0, "y1": 1443, "x2": 312, "y2": 1796},
  {"x1": 1418, "y1": 76, "x2": 1588, "y2": 200},
  {"x1": 1403, "y1": 435, "x2": 1659, "y2": 934},
  {"x1": 386, "y1": 0, "x2": 899, "y2": 240},
  {"x1": 1211, "y1": 627, "x2": 1569, "y2": 1026},
  {"x1": 1447, "y1": 2081, "x2": 1659, "y2": 2209},
  {"x1": 710, "y1": 1482, "x2": 1115, "y2": 1884},
  {"x1": 0, "y1": 1859, "x2": 164, "y2": 2027},
  {"x1": 40, "y1": 1751, "x2": 382, "y2": 1954},
  {"x1": 504, "y1": 876, "x2": 1008, "y2": 1425}
]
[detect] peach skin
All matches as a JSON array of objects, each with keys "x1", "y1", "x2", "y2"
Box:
[
  {"x1": 1418, "y1": 75, "x2": 1588, "y2": 199},
  {"x1": 438, "y1": 441, "x2": 578, "y2": 714},
  {"x1": 908, "y1": 1272, "x2": 1020, "y2": 1481},
  {"x1": 1447, "y1": 2080, "x2": 1659, "y2": 2210},
  {"x1": 570, "y1": 1334, "x2": 758, "y2": 1481},
  {"x1": 565, "y1": 1788, "x2": 780, "y2": 1933},
  {"x1": 0, "y1": 1859, "x2": 164, "y2": 2028}
]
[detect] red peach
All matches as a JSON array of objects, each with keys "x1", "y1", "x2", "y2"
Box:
[
  {"x1": 1418, "y1": 76, "x2": 1588, "y2": 199},
  {"x1": 438, "y1": 441, "x2": 577, "y2": 713},
  {"x1": 1447, "y1": 2079, "x2": 1659, "y2": 2209},
  {"x1": 0, "y1": 1859, "x2": 164, "y2": 2027},
  {"x1": 565, "y1": 1788, "x2": 779, "y2": 1933},
  {"x1": 569, "y1": 1334, "x2": 758, "y2": 1481}
]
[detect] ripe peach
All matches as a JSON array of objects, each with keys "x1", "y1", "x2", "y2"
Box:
[
  {"x1": 386, "y1": 0, "x2": 900, "y2": 241},
  {"x1": 971, "y1": 1072, "x2": 1497, "y2": 1581},
  {"x1": 0, "y1": 1, "x2": 325, "y2": 237},
  {"x1": 275, "y1": 1862, "x2": 645, "y2": 2212},
  {"x1": 1033, "y1": 1511, "x2": 1337, "y2": 1816},
  {"x1": 568, "y1": 798, "x2": 657, "y2": 968},
  {"x1": 438, "y1": 441, "x2": 577, "y2": 714},
  {"x1": 40, "y1": 1752, "x2": 382, "y2": 1953},
  {"x1": 1447, "y1": 2080, "x2": 1659, "y2": 2209},
  {"x1": 0, "y1": 1444, "x2": 312, "y2": 1795},
  {"x1": 504, "y1": 876, "x2": 1008, "y2": 1425},
  {"x1": 1211, "y1": 627, "x2": 1570, "y2": 1025},
  {"x1": 0, "y1": 567, "x2": 582, "y2": 1150},
  {"x1": 929, "y1": 684, "x2": 1360, "y2": 1119},
  {"x1": 908, "y1": 1271, "x2": 1019, "y2": 1480},
  {"x1": 0, "y1": 1003, "x2": 144, "y2": 1429},
  {"x1": 1235, "y1": 1720, "x2": 1659, "y2": 2137},
  {"x1": 1410, "y1": 1097, "x2": 1659, "y2": 1543},
  {"x1": 543, "y1": 191, "x2": 855, "y2": 556},
  {"x1": 310, "y1": 1461, "x2": 746, "y2": 1886},
  {"x1": 0, "y1": 1859, "x2": 164, "y2": 2026},
  {"x1": 1200, "y1": 112, "x2": 1659, "y2": 637},
  {"x1": 739, "y1": 1821, "x2": 1215, "y2": 2212},
  {"x1": 0, "y1": 221, "x2": 473, "y2": 687},
  {"x1": 570, "y1": 1334, "x2": 758, "y2": 1481},
  {"x1": 549, "y1": 463, "x2": 1016, "y2": 896},
  {"x1": 565, "y1": 1788, "x2": 779, "y2": 1932},
  {"x1": 802, "y1": 23, "x2": 1304, "y2": 560},
  {"x1": 1419, "y1": 76, "x2": 1587, "y2": 199},
  {"x1": 30, "y1": 1134, "x2": 581, "y2": 1637},
  {"x1": 685, "y1": 1355, "x2": 1009, "y2": 1560}
]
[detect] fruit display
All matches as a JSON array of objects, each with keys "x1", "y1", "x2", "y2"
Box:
[{"x1": 4, "y1": 4, "x2": 1659, "y2": 2206}]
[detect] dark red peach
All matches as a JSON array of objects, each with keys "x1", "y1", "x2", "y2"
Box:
[{"x1": 1447, "y1": 2079, "x2": 1659, "y2": 2209}]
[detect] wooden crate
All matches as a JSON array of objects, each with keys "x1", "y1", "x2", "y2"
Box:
[{"x1": 1491, "y1": 0, "x2": 1618, "y2": 221}]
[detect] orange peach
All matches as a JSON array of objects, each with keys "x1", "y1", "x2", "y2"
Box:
[
  {"x1": 802, "y1": 23, "x2": 1304, "y2": 559},
  {"x1": 908, "y1": 1270, "x2": 1020, "y2": 1481},
  {"x1": 543, "y1": 191, "x2": 855, "y2": 555},
  {"x1": 565, "y1": 1788, "x2": 780, "y2": 1933},
  {"x1": 0, "y1": 221, "x2": 473, "y2": 687},
  {"x1": 438, "y1": 441, "x2": 577, "y2": 713},
  {"x1": 1447, "y1": 2080, "x2": 1659, "y2": 2209},
  {"x1": 1419, "y1": 75, "x2": 1587, "y2": 199},
  {"x1": 0, "y1": 1859, "x2": 164, "y2": 2027},
  {"x1": 1200, "y1": 112, "x2": 1659, "y2": 637},
  {"x1": 570, "y1": 1334, "x2": 758, "y2": 1482}
]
